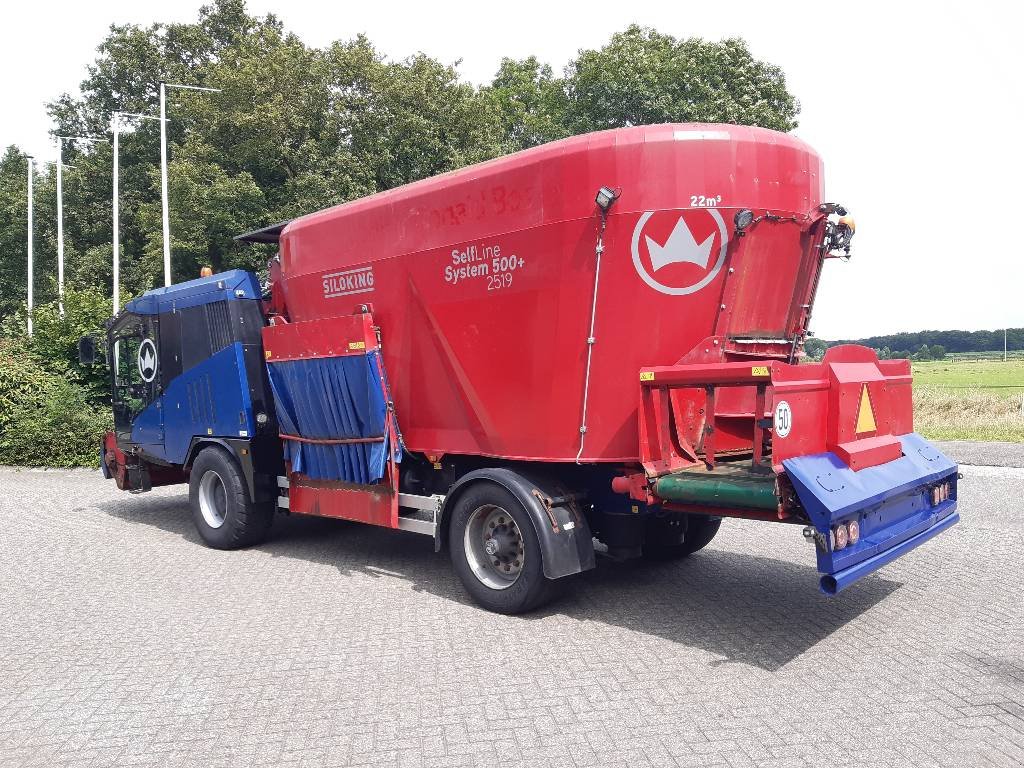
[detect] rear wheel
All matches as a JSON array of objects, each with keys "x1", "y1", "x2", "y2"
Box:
[
  {"x1": 449, "y1": 482, "x2": 556, "y2": 614},
  {"x1": 642, "y1": 514, "x2": 722, "y2": 561},
  {"x1": 188, "y1": 446, "x2": 273, "y2": 549}
]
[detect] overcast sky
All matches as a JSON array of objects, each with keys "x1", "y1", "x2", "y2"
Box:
[{"x1": 2, "y1": 0, "x2": 1020, "y2": 339}]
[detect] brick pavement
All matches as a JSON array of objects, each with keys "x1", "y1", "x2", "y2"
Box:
[{"x1": 0, "y1": 464, "x2": 1021, "y2": 767}]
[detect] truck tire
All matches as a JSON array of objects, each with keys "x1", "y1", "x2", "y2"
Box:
[
  {"x1": 188, "y1": 446, "x2": 273, "y2": 550},
  {"x1": 642, "y1": 515, "x2": 722, "y2": 561},
  {"x1": 448, "y1": 482, "x2": 557, "y2": 614}
]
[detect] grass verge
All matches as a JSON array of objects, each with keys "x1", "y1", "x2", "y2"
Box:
[{"x1": 912, "y1": 359, "x2": 1024, "y2": 442}]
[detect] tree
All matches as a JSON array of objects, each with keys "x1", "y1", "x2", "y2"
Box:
[
  {"x1": 0, "y1": 148, "x2": 30, "y2": 319},
  {"x1": 565, "y1": 26, "x2": 799, "y2": 133},
  {"x1": 804, "y1": 337, "x2": 827, "y2": 360},
  {"x1": 483, "y1": 57, "x2": 570, "y2": 151}
]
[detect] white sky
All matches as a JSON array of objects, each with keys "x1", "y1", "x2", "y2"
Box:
[{"x1": 2, "y1": 0, "x2": 1021, "y2": 339}]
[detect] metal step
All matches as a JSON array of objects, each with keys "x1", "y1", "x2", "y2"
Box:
[{"x1": 397, "y1": 493, "x2": 444, "y2": 536}]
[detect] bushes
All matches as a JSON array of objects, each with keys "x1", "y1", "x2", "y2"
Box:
[
  {"x1": 0, "y1": 339, "x2": 111, "y2": 466},
  {"x1": 0, "y1": 287, "x2": 113, "y2": 467}
]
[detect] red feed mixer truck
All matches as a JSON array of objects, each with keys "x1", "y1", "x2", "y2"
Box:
[{"x1": 90, "y1": 123, "x2": 960, "y2": 613}]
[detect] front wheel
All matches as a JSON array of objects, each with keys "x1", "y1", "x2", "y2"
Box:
[
  {"x1": 448, "y1": 482, "x2": 557, "y2": 614},
  {"x1": 188, "y1": 446, "x2": 273, "y2": 550}
]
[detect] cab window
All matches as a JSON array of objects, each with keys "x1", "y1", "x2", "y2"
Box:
[{"x1": 109, "y1": 315, "x2": 158, "y2": 435}]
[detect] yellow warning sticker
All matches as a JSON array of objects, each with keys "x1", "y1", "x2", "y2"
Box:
[
  {"x1": 348, "y1": 341, "x2": 366, "y2": 351},
  {"x1": 751, "y1": 366, "x2": 770, "y2": 377},
  {"x1": 264, "y1": 350, "x2": 272, "y2": 359},
  {"x1": 855, "y1": 384, "x2": 877, "y2": 433},
  {"x1": 639, "y1": 371, "x2": 655, "y2": 382}
]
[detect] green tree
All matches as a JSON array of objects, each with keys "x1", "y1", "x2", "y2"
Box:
[
  {"x1": 0, "y1": 338, "x2": 111, "y2": 467},
  {"x1": 804, "y1": 337, "x2": 828, "y2": 360},
  {"x1": 483, "y1": 57, "x2": 570, "y2": 151},
  {"x1": 565, "y1": 26, "x2": 799, "y2": 132},
  {"x1": 1, "y1": 285, "x2": 116, "y2": 400},
  {"x1": 0, "y1": 148, "x2": 30, "y2": 319}
]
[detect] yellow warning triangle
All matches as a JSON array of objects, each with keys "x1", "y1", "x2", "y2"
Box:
[{"x1": 855, "y1": 384, "x2": 877, "y2": 434}]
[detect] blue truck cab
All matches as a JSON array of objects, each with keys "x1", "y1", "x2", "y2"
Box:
[{"x1": 102, "y1": 270, "x2": 282, "y2": 524}]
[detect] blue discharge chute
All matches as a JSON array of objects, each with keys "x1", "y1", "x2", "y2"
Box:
[{"x1": 266, "y1": 350, "x2": 400, "y2": 484}]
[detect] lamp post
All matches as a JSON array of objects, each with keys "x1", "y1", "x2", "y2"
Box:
[
  {"x1": 26, "y1": 155, "x2": 34, "y2": 336},
  {"x1": 111, "y1": 111, "x2": 160, "y2": 315},
  {"x1": 55, "y1": 136, "x2": 107, "y2": 315},
  {"x1": 159, "y1": 81, "x2": 220, "y2": 286}
]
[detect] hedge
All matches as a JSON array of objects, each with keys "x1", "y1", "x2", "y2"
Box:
[{"x1": 0, "y1": 288, "x2": 114, "y2": 467}]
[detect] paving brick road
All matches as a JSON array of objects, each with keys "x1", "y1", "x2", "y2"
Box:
[{"x1": 1, "y1": 460, "x2": 1022, "y2": 768}]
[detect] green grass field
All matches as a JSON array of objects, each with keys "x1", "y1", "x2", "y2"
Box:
[{"x1": 911, "y1": 359, "x2": 1024, "y2": 442}]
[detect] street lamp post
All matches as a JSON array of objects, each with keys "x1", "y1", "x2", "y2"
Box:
[
  {"x1": 111, "y1": 111, "x2": 160, "y2": 315},
  {"x1": 55, "y1": 156, "x2": 61, "y2": 314},
  {"x1": 26, "y1": 155, "x2": 34, "y2": 336},
  {"x1": 55, "y1": 136, "x2": 107, "y2": 315},
  {"x1": 159, "y1": 81, "x2": 220, "y2": 286},
  {"x1": 112, "y1": 116, "x2": 120, "y2": 315}
]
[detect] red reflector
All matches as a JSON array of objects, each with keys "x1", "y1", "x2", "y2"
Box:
[
  {"x1": 833, "y1": 524, "x2": 849, "y2": 551},
  {"x1": 847, "y1": 519, "x2": 860, "y2": 545}
]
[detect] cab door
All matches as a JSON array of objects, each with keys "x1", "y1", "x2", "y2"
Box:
[{"x1": 109, "y1": 313, "x2": 164, "y2": 451}]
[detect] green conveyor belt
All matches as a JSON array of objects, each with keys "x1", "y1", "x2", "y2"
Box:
[{"x1": 653, "y1": 464, "x2": 779, "y2": 511}]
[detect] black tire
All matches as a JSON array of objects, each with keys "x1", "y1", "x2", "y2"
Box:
[
  {"x1": 448, "y1": 482, "x2": 557, "y2": 615},
  {"x1": 188, "y1": 446, "x2": 273, "y2": 550},
  {"x1": 642, "y1": 514, "x2": 722, "y2": 561}
]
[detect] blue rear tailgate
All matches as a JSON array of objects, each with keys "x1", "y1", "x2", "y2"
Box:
[{"x1": 783, "y1": 432, "x2": 959, "y2": 594}]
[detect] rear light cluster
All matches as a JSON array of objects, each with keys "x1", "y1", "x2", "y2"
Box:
[
  {"x1": 930, "y1": 481, "x2": 952, "y2": 506},
  {"x1": 832, "y1": 519, "x2": 860, "y2": 551}
]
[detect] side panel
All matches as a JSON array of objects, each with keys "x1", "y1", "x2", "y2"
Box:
[
  {"x1": 157, "y1": 343, "x2": 255, "y2": 464},
  {"x1": 126, "y1": 291, "x2": 270, "y2": 467}
]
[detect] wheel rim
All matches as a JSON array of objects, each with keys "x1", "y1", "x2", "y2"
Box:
[
  {"x1": 463, "y1": 504, "x2": 525, "y2": 590},
  {"x1": 198, "y1": 470, "x2": 228, "y2": 529}
]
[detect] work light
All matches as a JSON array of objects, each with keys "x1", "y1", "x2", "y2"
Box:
[
  {"x1": 595, "y1": 186, "x2": 619, "y2": 212},
  {"x1": 734, "y1": 208, "x2": 754, "y2": 232}
]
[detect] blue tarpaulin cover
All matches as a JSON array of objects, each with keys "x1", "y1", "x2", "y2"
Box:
[{"x1": 266, "y1": 351, "x2": 398, "y2": 483}]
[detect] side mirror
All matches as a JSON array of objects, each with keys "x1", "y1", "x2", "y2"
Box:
[{"x1": 78, "y1": 336, "x2": 97, "y2": 365}]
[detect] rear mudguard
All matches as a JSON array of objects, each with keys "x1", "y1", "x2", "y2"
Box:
[
  {"x1": 436, "y1": 468, "x2": 597, "y2": 580},
  {"x1": 784, "y1": 433, "x2": 959, "y2": 594}
]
